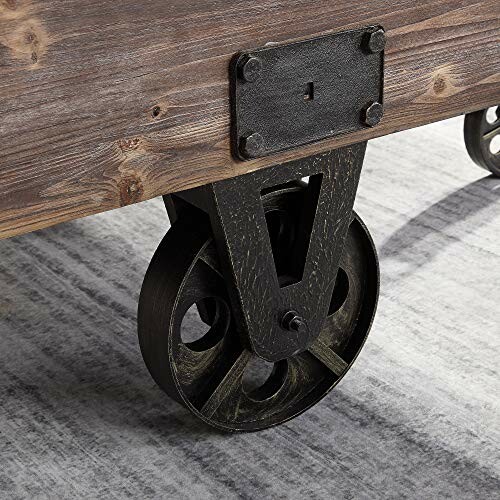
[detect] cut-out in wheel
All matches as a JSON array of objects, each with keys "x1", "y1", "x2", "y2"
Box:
[
  {"x1": 464, "y1": 106, "x2": 500, "y2": 177},
  {"x1": 138, "y1": 183, "x2": 379, "y2": 431}
]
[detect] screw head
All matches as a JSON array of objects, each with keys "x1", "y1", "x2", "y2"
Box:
[
  {"x1": 363, "y1": 101, "x2": 384, "y2": 127},
  {"x1": 239, "y1": 56, "x2": 263, "y2": 83},
  {"x1": 282, "y1": 310, "x2": 308, "y2": 335},
  {"x1": 364, "y1": 29, "x2": 386, "y2": 54},
  {"x1": 239, "y1": 132, "x2": 264, "y2": 159}
]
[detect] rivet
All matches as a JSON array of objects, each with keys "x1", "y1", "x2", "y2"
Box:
[
  {"x1": 362, "y1": 101, "x2": 384, "y2": 127},
  {"x1": 363, "y1": 29, "x2": 386, "y2": 54},
  {"x1": 239, "y1": 56, "x2": 263, "y2": 83},
  {"x1": 239, "y1": 132, "x2": 264, "y2": 159}
]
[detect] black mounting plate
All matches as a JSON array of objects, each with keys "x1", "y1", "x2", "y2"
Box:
[{"x1": 231, "y1": 26, "x2": 384, "y2": 160}]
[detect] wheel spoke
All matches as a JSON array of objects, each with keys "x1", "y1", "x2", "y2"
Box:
[
  {"x1": 308, "y1": 339, "x2": 348, "y2": 377},
  {"x1": 200, "y1": 350, "x2": 253, "y2": 418},
  {"x1": 483, "y1": 122, "x2": 500, "y2": 141},
  {"x1": 199, "y1": 242, "x2": 223, "y2": 277}
]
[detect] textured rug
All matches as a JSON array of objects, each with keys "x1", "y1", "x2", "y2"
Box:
[{"x1": 0, "y1": 117, "x2": 499, "y2": 499}]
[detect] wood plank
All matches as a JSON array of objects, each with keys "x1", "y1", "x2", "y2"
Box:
[{"x1": 1, "y1": 0, "x2": 499, "y2": 239}]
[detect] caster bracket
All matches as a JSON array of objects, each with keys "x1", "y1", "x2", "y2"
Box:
[{"x1": 174, "y1": 144, "x2": 367, "y2": 362}]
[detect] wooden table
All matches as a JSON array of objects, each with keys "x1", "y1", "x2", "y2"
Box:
[{"x1": 1, "y1": 0, "x2": 499, "y2": 432}]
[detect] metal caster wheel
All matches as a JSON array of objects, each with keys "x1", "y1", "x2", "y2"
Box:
[
  {"x1": 138, "y1": 181, "x2": 379, "y2": 432},
  {"x1": 464, "y1": 106, "x2": 500, "y2": 177}
]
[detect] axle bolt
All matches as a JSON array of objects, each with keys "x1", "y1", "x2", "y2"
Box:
[
  {"x1": 239, "y1": 56, "x2": 263, "y2": 83},
  {"x1": 364, "y1": 29, "x2": 386, "y2": 54},
  {"x1": 239, "y1": 132, "x2": 264, "y2": 159},
  {"x1": 362, "y1": 101, "x2": 384, "y2": 127},
  {"x1": 282, "y1": 310, "x2": 308, "y2": 335}
]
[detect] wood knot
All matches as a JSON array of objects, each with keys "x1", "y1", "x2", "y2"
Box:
[
  {"x1": 118, "y1": 138, "x2": 142, "y2": 151},
  {"x1": 5, "y1": 19, "x2": 48, "y2": 66},
  {"x1": 152, "y1": 106, "x2": 162, "y2": 118},
  {"x1": 24, "y1": 26, "x2": 40, "y2": 63},
  {"x1": 119, "y1": 176, "x2": 144, "y2": 206},
  {"x1": 433, "y1": 76, "x2": 447, "y2": 94},
  {"x1": 24, "y1": 30, "x2": 36, "y2": 43}
]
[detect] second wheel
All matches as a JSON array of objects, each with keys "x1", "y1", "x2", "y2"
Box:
[{"x1": 464, "y1": 106, "x2": 500, "y2": 176}]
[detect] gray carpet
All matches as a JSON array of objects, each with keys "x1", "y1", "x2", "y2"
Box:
[{"x1": 0, "y1": 117, "x2": 499, "y2": 499}]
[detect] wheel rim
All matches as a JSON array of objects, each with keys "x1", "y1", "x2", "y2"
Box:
[{"x1": 138, "y1": 184, "x2": 379, "y2": 431}]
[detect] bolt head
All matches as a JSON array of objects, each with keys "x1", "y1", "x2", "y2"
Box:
[
  {"x1": 282, "y1": 310, "x2": 308, "y2": 335},
  {"x1": 364, "y1": 29, "x2": 386, "y2": 54},
  {"x1": 289, "y1": 317, "x2": 308, "y2": 334},
  {"x1": 363, "y1": 101, "x2": 384, "y2": 127},
  {"x1": 239, "y1": 133, "x2": 264, "y2": 159},
  {"x1": 239, "y1": 56, "x2": 263, "y2": 83}
]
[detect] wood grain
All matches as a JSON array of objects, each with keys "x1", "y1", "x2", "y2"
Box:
[{"x1": 1, "y1": 0, "x2": 499, "y2": 239}]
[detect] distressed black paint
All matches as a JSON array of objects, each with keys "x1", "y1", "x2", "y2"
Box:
[
  {"x1": 231, "y1": 27, "x2": 385, "y2": 159},
  {"x1": 139, "y1": 148, "x2": 380, "y2": 431},
  {"x1": 177, "y1": 145, "x2": 367, "y2": 361}
]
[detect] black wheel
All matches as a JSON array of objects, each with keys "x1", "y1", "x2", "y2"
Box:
[
  {"x1": 138, "y1": 183, "x2": 379, "y2": 432},
  {"x1": 464, "y1": 106, "x2": 500, "y2": 177}
]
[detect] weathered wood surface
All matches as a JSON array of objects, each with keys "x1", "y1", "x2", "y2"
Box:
[{"x1": 0, "y1": 0, "x2": 499, "y2": 239}]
